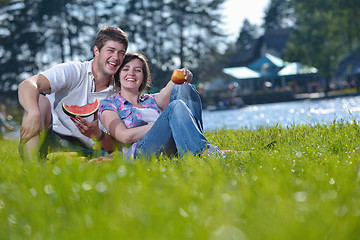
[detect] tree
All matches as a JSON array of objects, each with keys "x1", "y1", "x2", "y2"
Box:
[
  {"x1": 263, "y1": 0, "x2": 294, "y2": 31},
  {"x1": 333, "y1": 0, "x2": 360, "y2": 53},
  {"x1": 118, "y1": 0, "x2": 226, "y2": 89},
  {"x1": 37, "y1": 0, "x2": 107, "y2": 64},
  {"x1": 0, "y1": 0, "x2": 227, "y2": 95},
  {"x1": 284, "y1": 0, "x2": 344, "y2": 96},
  {"x1": 236, "y1": 19, "x2": 259, "y2": 48},
  {"x1": 0, "y1": 0, "x2": 119, "y2": 95},
  {"x1": 0, "y1": 0, "x2": 44, "y2": 95}
]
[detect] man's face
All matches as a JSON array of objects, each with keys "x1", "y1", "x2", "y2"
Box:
[{"x1": 94, "y1": 40, "x2": 126, "y2": 77}]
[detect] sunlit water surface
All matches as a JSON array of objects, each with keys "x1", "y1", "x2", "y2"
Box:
[
  {"x1": 5, "y1": 95, "x2": 360, "y2": 139},
  {"x1": 202, "y1": 95, "x2": 360, "y2": 131}
]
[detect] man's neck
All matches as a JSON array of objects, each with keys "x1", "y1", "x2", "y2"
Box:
[{"x1": 92, "y1": 61, "x2": 111, "y2": 92}]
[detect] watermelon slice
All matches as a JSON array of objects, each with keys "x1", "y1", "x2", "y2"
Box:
[{"x1": 62, "y1": 99, "x2": 100, "y2": 117}]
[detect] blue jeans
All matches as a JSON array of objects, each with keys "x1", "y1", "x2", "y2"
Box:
[{"x1": 135, "y1": 84, "x2": 212, "y2": 159}]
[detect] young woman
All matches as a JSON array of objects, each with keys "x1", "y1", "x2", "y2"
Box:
[{"x1": 99, "y1": 52, "x2": 220, "y2": 160}]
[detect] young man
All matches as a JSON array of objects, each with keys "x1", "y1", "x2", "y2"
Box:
[{"x1": 18, "y1": 26, "x2": 128, "y2": 160}]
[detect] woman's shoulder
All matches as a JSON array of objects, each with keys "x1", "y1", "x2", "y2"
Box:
[
  {"x1": 99, "y1": 93, "x2": 124, "y2": 112},
  {"x1": 102, "y1": 92, "x2": 124, "y2": 102}
]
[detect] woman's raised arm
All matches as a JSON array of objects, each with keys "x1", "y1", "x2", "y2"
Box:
[{"x1": 155, "y1": 68, "x2": 193, "y2": 111}]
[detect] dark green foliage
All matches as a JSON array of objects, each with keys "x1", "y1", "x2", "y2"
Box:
[
  {"x1": 0, "y1": 0, "x2": 44, "y2": 95},
  {"x1": 263, "y1": 0, "x2": 293, "y2": 31},
  {"x1": 0, "y1": 0, "x2": 102, "y2": 95},
  {"x1": 236, "y1": 19, "x2": 259, "y2": 48},
  {"x1": 2, "y1": 0, "x2": 360, "y2": 97},
  {"x1": 119, "y1": 0, "x2": 226, "y2": 89},
  {"x1": 0, "y1": 0, "x2": 226, "y2": 94},
  {"x1": 284, "y1": 0, "x2": 360, "y2": 95}
]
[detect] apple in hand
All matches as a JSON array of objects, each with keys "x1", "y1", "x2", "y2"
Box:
[{"x1": 171, "y1": 69, "x2": 186, "y2": 84}]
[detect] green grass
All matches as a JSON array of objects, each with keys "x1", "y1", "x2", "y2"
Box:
[{"x1": 1, "y1": 121, "x2": 360, "y2": 239}]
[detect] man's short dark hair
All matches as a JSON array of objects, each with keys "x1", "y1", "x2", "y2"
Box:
[{"x1": 94, "y1": 26, "x2": 128, "y2": 52}]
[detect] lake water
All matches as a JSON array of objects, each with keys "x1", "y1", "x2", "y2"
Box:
[
  {"x1": 202, "y1": 95, "x2": 360, "y2": 131},
  {"x1": 5, "y1": 95, "x2": 360, "y2": 140}
]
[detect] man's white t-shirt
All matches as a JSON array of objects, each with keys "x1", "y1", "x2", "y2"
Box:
[{"x1": 41, "y1": 60, "x2": 114, "y2": 148}]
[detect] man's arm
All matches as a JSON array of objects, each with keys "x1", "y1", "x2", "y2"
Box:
[{"x1": 18, "y1": 74, "x2": 51, "y2": 142}]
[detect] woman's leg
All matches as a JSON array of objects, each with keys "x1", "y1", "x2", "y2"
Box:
[
  {"x1": 135, "y1": 99, "x2": 211, "y2": 159},
  {"x1": 170, "y1": 84, "x2": 203, "y2": 132}
]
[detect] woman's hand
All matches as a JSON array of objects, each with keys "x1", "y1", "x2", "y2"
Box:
[
  {"x1": 155, "y1": 68, "x2": 193, "y2": 111},
  {"x1": 181, "y1": 68, "x2": 193, "y2": 83}
]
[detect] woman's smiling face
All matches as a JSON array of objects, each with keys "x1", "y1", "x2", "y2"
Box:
[{"x1": 119, "y1": 58, "x2": 144, "y2": 92}]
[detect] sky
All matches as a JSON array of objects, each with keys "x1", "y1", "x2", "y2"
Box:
[{"x1": 221, "y1": 0, "x2": 271, "y2": 42}]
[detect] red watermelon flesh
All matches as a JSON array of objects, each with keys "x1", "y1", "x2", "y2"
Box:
[{"x1": 62, "y1": 99, "x2": 100, "y2": 117}]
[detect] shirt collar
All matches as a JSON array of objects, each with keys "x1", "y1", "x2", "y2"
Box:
[
  {"x1": 87, "y1": 59, "x2": 114, "y2": 93},
  {"x1": 116, "y1": 93, "x2": 150, "y2": 105},
  {"x1": 87, "y1": 59, "x2": 94, "y2": 76},
  {"x1": 139, "y1": 95, "x2": 149, "y2": 102}
]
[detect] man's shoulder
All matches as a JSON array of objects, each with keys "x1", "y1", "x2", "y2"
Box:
[
  {"x1": 44, "y1": 59, "x2": 92, "y2": 73},
  {"x1": 65, "y1": 60, "x2": 92, "y2": 70},
  {"x1": 69, "y1": 59, "x2": 92, "y2": 65}
]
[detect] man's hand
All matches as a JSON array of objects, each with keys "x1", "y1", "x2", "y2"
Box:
[
  {"x1": 20, "y1": 110, "x2": 42, "y2": 142},
  {"x1": 70, "y1": 116, "x2": 102, "y2": 139}
]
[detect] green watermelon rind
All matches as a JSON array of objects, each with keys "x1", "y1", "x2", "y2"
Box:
[{"x1": 62, "y1": 99, "x2": 100, "y2": 117}]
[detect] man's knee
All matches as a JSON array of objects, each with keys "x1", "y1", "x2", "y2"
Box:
[{"x1": 38, "y1": 95, "x2": 52, "y2": 128}]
